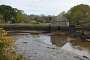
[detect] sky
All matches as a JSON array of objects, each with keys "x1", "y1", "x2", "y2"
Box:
[{"x1": 0, "y1": 0, "x2": 90, "y2": 15}]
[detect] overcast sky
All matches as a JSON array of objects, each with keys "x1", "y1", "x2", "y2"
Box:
[{"x1": 0, "y1": 0, "x2": 90, "y2": 15}]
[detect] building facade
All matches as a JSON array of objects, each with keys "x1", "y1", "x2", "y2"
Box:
[{"x1": 51, "y1": 12, "x2": 69, "y2": 31}]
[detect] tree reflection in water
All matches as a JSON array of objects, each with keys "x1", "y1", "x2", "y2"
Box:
[
  {"x1": 51, "y1": 32, "x2": 90, "y2": 58},
  {"x1": 51, "y1": 32, "x2": 68, "y2": 47}
]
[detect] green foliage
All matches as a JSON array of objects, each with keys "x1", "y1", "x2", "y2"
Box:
[
  {"x1": 0, "y1": 5, "x2": 16, "y2": 23},
  {"x1": 0, "y1": 5, "x2": 25, "y2": 23},
  {"x1": 15, "y1": 10, "x2": 25, "y2": 23},
  {"x1": 0, "y1": 5, "x2": 54, "y2": 24},
  {"x1": 65, "y1": 4, "x2": 90, "y2": 27},
  {"x1": 27, "y1": 15, "x2": 54, "y2": 24}
]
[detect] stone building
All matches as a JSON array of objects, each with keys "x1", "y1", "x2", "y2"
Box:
[
  {"x1": 51, "y1": 12, "x2": 69, "y2": 27},
  {"x1": 51, "y1": 12, "x2": 69, "y2": 31}
]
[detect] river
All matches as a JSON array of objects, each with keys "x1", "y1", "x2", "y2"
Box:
[{"x1": 12, "y1": 33, "x2": 90, "y2": 60}]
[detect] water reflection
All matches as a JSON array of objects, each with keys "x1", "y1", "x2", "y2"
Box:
[
  {"x1": 51, "y1": 32, "x2": 67, "y2": 47},
  {"x1": 14, "y1": 32, "x2": 90, "y2": 60},
  {"x1": 51, "y1": 32, "x2": 90, "y2": 58}
]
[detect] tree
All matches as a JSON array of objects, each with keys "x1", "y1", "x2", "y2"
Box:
[
  {"x1": 15, "y1": 10, "x2": 26, "y2": 23},
  {"x1": 65, "y1": 4, "x2": 90, "y2": 28},
  {"x1": 0, "y1": 5, "x2": 14, "y2": 23},
  {"x1": 0, "y1": 5, "x2": 24, "y2": 23}
]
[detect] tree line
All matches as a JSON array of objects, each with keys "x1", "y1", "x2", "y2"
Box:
[
  {"x1": 0, "y1": 4, "x2": 90, "y2": 28},
  {"x1": 0, "y1": 5, "x2": 55, "y2": 24}
]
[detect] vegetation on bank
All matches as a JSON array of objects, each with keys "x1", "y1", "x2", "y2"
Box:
[
  {"x1": 0, "y1": 28, "x2": 23, "y2": 60},
  {"x1": 65, "y1": 4, "x2": 90, "y2": 28},
  {"x1": 0, "y1": 4, "x2": 90, "y2": 28},
  {"x1": 0, "y1": 5, "x2": 54, "y2": 24}
]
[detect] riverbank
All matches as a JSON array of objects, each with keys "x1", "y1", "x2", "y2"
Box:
[{"x1": 0, "y1": 28, "x2": 23, "y2": 60}]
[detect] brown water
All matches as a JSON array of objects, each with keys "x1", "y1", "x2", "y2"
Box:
[{"x1": 13, "y1": 33, "x2": 90, "y2": 60}]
